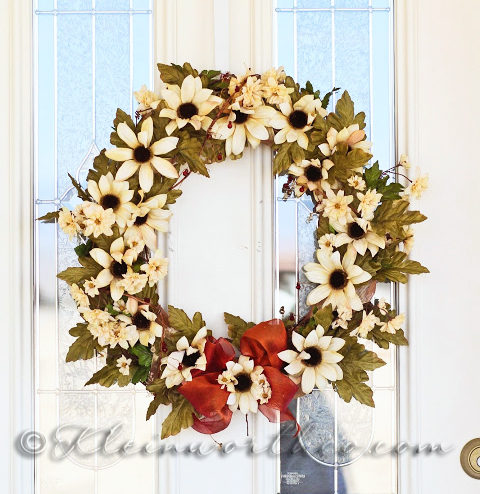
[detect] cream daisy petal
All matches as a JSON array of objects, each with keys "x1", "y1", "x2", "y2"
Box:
[
  {"x1": 181, "y1": 75, "x2": 195, "y2": 103},
  {"x1": 285, "y1": 361, "x2": 305, "y2": 376},
  {"x1": 317, "y1": 362, "x2": 338, "y2": 381},
  {"x1": 278, "y1": 349, "x2": 300, "y2": 363},
  {"x1": 317, "y1": 335, "x2": 333, "y2": 351},
  {"x1": 304, "y1": 329, "x2": 319, "y2": 348},
  {"x1": 150, "y1": 156, "x2": 179, "y2": 179},
  {"x1": 192, "y1": 88, "x2": 213, "y2": 106},
  {"x1": 306, "y1": 284, "x2": 332, "y2": 305},
  {"x1": 105, "y1": 147, "x2": 134, "y2": 162},
  {"x1": 297, "y1": 132, "x2": 309, "y2": 150},
  {"x1": 322, "y1": 351, "x2": 344, "y2": 364},
  {"x1": 116, "y1": 160, "x2": 139, "y2": 181},
  {"x1": 245, "y1": 118, "x2": 269, "y2": 141},
  {"x1": 232, "y1": 125, "x2": 247, "y2": 155},
  {"x1": 176, "y1": 336, "x2": 189, "y2": 352},
  {"x1": 150, "y1": 136, "x2": 179, "y2": 155},
  {"x1": 90, "y1": 248, "x2": 113, "y2": 268},
  {"x1": 291, "y1": 331, "x2": 306, "y2": 352},
  {"x1": 96, "y1": 268, "x2": 114, "y2": 287},
  {"x1": 139, "y1": 331, "x2": 151, "y2": 346},
  {"x1": 301, "y1": 367, "x2": 316, "y2": 394},
  {"x1": 110, "y1": 279, "x2": 124, "y2": 301},
  {"x1": 87, "y1": 181, "x2": 101, "y2": 202},
  {"x1": 328, "y1": 338, "x2": 345, "y2": 352},
  {"x1": 141, "y1": 117, "x2": 153, "y2": 147},
  {"x1": 139, "y1": 163, "x2": 154, "y2": 193},
  {"x1": 162, "y1": 89, "x2": 181, "y2": 110},
  {"x1": 117, "y1": 122, "x2": 139, "y2": 148},
  {"x1": 314, "y1": 372, "x2": 328, "y2": 391},
  {"x1": 304, "y1": 269, "x2": 329, "y2": 285}
]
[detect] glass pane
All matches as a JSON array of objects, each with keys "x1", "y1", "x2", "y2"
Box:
[
  {"x1": 335, "y1": 0, "x2": 369, "y2": 8},
  {"x1": 298, "y1": 0, "x2": 332, "y2": 7}
]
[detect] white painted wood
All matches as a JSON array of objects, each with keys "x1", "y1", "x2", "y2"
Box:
[
  {"x1": 155, "y1": 1, "x2": 276, "y2": 493},
  {"x1": 396, "y1": 1, "x2": 480, "y2": 493},
  {"x1": 0, "y1": 0, "x2": 35, "y2": 493}
]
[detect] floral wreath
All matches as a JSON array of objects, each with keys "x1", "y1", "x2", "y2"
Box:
[{"x1": 40, "y1": 62, "x2": 429, "y2": 439}]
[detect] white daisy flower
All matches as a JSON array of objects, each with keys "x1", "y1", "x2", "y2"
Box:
[
  {"x1": 70, "y1": 283, "x2": 90, "y2": 308},
  {"x1": 231, "y1": 75, "x2": 264, "y2": 110},
  {"x1": 101, "y1": 319, "x2": 138, "y2": 350},
  {"x1": 278, "y1": 325, "x2": 345, "y2": 394},
  {"x1": 380, "y1": 313, "x2": 405, "y2": 334},
  {"x1": 261, "y1": 77, "x2": 294, "y2": 106},
  {"x1": 117, "y1": 271, "x2": 148, "y2": 295},
  {"x1": 82, "y1": 203, "x2": 116, "y2": 238},
  {"x1": 113, "y1": 298, "x2": 127, "y2": 313},
  {"x1": 304, "y1": 245, "x2": 372, "y2": 311},
  {"x1": 83, "y1": 277, "x2": 101, "y2": 298},
  {"x1": 125, "y1": 235, "x2": 146, "y2": 255},
  {"x1": 58, "y1": 207, "x2": 79, "y2": 239},
  {"x1": 118, "y1": 297, "x2": 162, "y2": 346},
  {"x1": 80, "y1": 308, "x2": 113, "y2": 324},
  {"x1": 124, "y1": 193, "x2": 172, "y2": 250},
  {"x1": 89, "y1": 237, "x2": 138, "y2": 301},
  {"x1": 87, "y1": 172, "x2": 135, "y2": 229},
  {"x1": 322, "y1": 188, "x2": 354, "y2": 226},
  {"x1": 116, "y1": 355, "x2": 132, "y2": 376},
  {"x1": 105, "y1": 117, "x2": 179, "y2": 193},
  {"x1": 134, "y1": 84, "x2": 161, "y2": 112},
  {"x1": 357, "y1": 189, "x2": 382, "y2": 221},
  {"x1": 261, "y1": 66, "x2": 287, "y2": 84},
  {"x1": 347, "y1": 175, "x2": 366, "y2": 191},
  {"x1": 224, "y1": 355, "x2": 269, "y2": 414},
  {"x1": 333, "y1": 217, "x2": 385, "y2": 256},
  {"x1": 160, "y1": 75, "x2": 223, "y2": 135},
  {"x1": 404, "y1": 169, "x2": 429, "y2": 199},
  {"x1": 271, "y1": 94, "x2": 327, "y2": 150},
  {"x1": 214, "y1": 105, "x2": 277, "y2": 157},
  {"x1": 161, "y1": 327, "x2": 208, "y2": 388},
  {"x1": 399, "y1": 153, "x2": 411, "y2": 169},
  {"x1": 319, "y1": 124, "x2": 372, "y2": 157},
  {"x1": 288, "y1": 158, "x2": 333, "y2": 197},
  {"x1": 141, "y1": 250, "x2": 169, "y2": 287},
  {"x1": 350, "y1": 310, "x2": 380, "y2": 338},
  {"x1": 332, "y1": 306, "x2": 353, "y2": 330}
]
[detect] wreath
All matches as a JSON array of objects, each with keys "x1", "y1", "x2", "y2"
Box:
[{"x1": 39, "y1": 62, "x2": 429, "y2": 439}]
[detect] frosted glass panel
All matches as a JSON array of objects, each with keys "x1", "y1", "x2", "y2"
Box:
[
  {"x1": 298, "y1": 0, "x2": 331, "y2": 7},
  {"x1": 34, "y1": 1, "x2": 154, "y2": 492},
  {"x1": 335, "y1": 0, "x2": 369, "y2": 7}
]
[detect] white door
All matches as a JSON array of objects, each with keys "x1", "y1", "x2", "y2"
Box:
[{"x1": 3, "y1": 1, "x2": 480, "y2": 493}]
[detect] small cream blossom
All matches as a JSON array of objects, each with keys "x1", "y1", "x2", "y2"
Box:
[
  {"x1": 117, "y1": 271, "x2": 148, "y2": 295},
  {"x1": 70, "y1": 283, "x2": 90, "y2": 308},
  {"x1": 58, "y1": 207, "x2": 79, "y2": 240},
  {"x1": 351, "y1": 310, "x2": 381, "y2": 338},
  {"x1": 83, "y1": 277, "x2": 101, "y2": 298},
  {"x1": 402, "y1": 227, "x2": 415, "y2": 255},
  {"x1": 117, "y1": 355, "x2": 132, "y2": 376},
  {"x1": 319, "y1": 124, "x2": 372, "y2": 157},
  {"x1": 347, "y1": 175, "x2": 366, "y2": 191},
  {"x1": 231, "y1": 75, "x2": 264, "y2": 110},
  {"x1": 81, "y1": 308, "x2": 113, "y2": 324},
  {"x1": 380, "y1": 313, "x2": 405, "y2": 334},
  {"x1": 405, "y1": 170, "x2": 429, "y2": 199},
  {"x1": 134, "y1": 84, "x2": 161, "y2": 112},
  {"x1": 357, "y1": 189, "x2": 382, "y2": 221},
  {"x1": 141, "y1": 250, "x2": 169, "y2": 286},
  {"x1": 318, "y1": 233, "x2": 337, "y2": 254},
  {"x1": 399, "y1": 153, "x2": 411, "y2": 169},
  {"x1": 332, "y1": 306, "x2": 353, "y2": 329},
  {"x1": 322, "y1": 188, "x2": 354, "y2": 226},
  {"x1": 83, "y1": 203, "x2": 116, "y2": 238}
]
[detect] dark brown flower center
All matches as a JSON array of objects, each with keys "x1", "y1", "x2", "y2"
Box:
[
  {"x1": 132, "y1": 312, "x2": 150, "y2": 330},
  {"x1": 348, "y1": 222, "x2": 366, "y2": 240},
  {"x1": 134, "y1": 145, "x2": 152, "y2": 163},
  {"x1": 99, "y1": 193, "x2": 121, "y2": 211},
  {"x1": 302, "y1": 346, "x2": 322, "y2": 367},
  {"x1": 134, "y1": 214, "x2": 148, "y2": 226},
  {"x1": 177, "y1": 102, "x2": 198, "y2": 120},
  {"x1": 110, "y1": 261, "x2": 128, "y2": 278},
  {"x1": 329, "y1": 269, "x2": 348, "y2": 290},
  {"x1": 233, "y1": 110, "x2": 249, "y2": 124},
  {"x1": 305, "y1": 165, "x2": 322, "y2": 182},
  {"x1": 234, "y1": 372, "x2": 253, "y2": 392},
  {"x1": 289, "y1": 110, "x2": 308, "y2": 129},
  {"x1": 182, "y1": 352, "x2": 200, "y2": 368}
]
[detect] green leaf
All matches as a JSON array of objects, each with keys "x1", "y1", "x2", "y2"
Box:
[
  {"x1": 321, "y1": 87, "x2": 341, "y2": 109},
  {"x1": 113, "y1": 108, "x2": 135, "y2": 132},
  {"x1": 166, "y1": 189, "x2": 182, "y2": 204},
  {"x1": 374, "y1": 250, "x2": 429, "y2": 283},
  {"x1": 130, "y1": 344, "x2": 153, "y2": 367},
  {"x1": 132, "y1": 366, "x2": 150, "y2": 385},
  {"x1": 85, "y1": 363, "x2": 134, "y2": 388},
  {"x1": 290, "y1": 142, "x2": 305, "y2": 164},
  {"x1": 57, "y1": 257, "x2": 103, "y2": 285},
  {"x1": 66, "y1": 323, "x2": 103, "y2": 362},
  {"x1": 225, "y1": 313, "x2": 255, "y2": 348},
  {"x1": 336, "y1": 379, "x2": 374, "y2": 407},
  {"x1": 372, "y1": 199, "x2": 427, "y2": 237},
  {"x1": 161, "y1": 395, "x2": 196, "y2": 439},
  {"x1": 146, "y1": 394, "x2": 164, "y2": 420},
  {"x1": 316, "y1": 216, "x2": 331, "y2": 238},
  {"x1": 192, "y1": 312, "x2": 206, "y2": 332},
  {"x1": 157, "y1": 63, "x2": 186, "y2": 86},
  {"x1": 68, "y1": 173, "x2": 90, "y2": 201},
  {"x1": 335, "y1": 91, "x2": 355, "y2": 126},
  {"x1": 37, "y1": 211, "x2": 59, "y2": 223},
  {"x1": 168, "y1": 306, "x2": 194, "y2": 332},
  {"x1": 273, "y1": 142, "x2": 293, "y2": 175},
  {"x1": 176, "y1": 137, "x2": 209, "y2": 177},
  {"x1": 313, "y1": 305, "x2": 334, "y2": 332},
  {"x1": 87, "y1": 150, "x2": 117, "y2": 183},
  {"x1": 369, "y1": 327, "x2": 408, "y2": 349},
  {"x1": 74, "y1": 239, "x2": 93, "y2": 257},
  {"x1": 364, "y1": 161, "x2": 383, "y2": 189}
]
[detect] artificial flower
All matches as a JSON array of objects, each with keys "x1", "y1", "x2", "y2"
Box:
[
  {"x1": 125, "y1": 235, "x2": 145, "y2": 255},
  {"x1": 117, "y1": 271, "x2": 148, "y2": 295},
  {"x1": 347, "y1": 175, "x2": 366, "y2": 191},
  {"x1": 402, "y1": 226, "x2": 415, "y2": 255},
  {"x1": 89, "y1": 237, "x2": 138, "y2": 301},
  {"x1": 58, "y1": 207, "x2": 79, "y2": 240},
  {"x1": 380, "y1": 313, "x2": 405, "y2": 334},
  {"x1": 124, "y1": 193, "x2": 172, "y2": 250},
  {"x1": 231, "y1": 75, "x2": 264, "y2": 110},
  {"x1": 87, "y1": 172, "x2": 135, "y2": 228},
  {"x1": 278, "y1": 325, "x2": 344, "y2": 394},
  {"x1": 333, "y1": 217, "x2": 385, "y2": 256},
  {"x1": 331, "y1": 305, "x2": 353, "y2": 330},
  {"x1": 319, "y1": 124, "x2": 372, "y2": 157},
  {"x1": 134, "y1": 84, "x2": 161, "y2": 112},
  {"x1": 214, "y1": 105, "x2": 277, "y2": 157},
  {"x1": 160, "y1": 75, "x2": 222, "y2": 135},
  {"x1": 270, "y1": 94, "x2": 327, "y2": 150},
  {"x1": 304, "y1": 245, "x2": 371, "y2": 310},
  {"x1": 83, "y1": 277, "x2": 101, "y2": 298},
  {"x1": 321, "y1": 188, "x2": 354, "y2": 226},
  {"x1": 82, "y1": 203, "x2": 116, "y2": 238},
  {"x1": 70, "y1": 283, "x2": 90, "y2": 308},
  {"x1": 357, "y1": 188, "x2": 382, "y2": 221},
  {"x1": 117, "y1": 355, "x2": 132, "y2": 376},
  {"x1": 288, "y1": 158, "x2": 333, "y2": 196},
  {"x1": 404, "y1": 170, "x2": 429, "y2": 199},
  {"x1": 399, "y1": 153, "x2": 411, "y2": 169},
  {"x1": 98, "y1": 318, "x2": 138, "y2": 349},
  {"x1": 161, "y1": 327, "x2": 208, "y2": 388},
  {"x1": 119, "y1": 297, "x2": 162, "y2": 346},
  {"x1": 106, "y1": 117, "x2": 179, "y2": 192},
  {"x1": 141, "y1": 249, "x2": 169, "y2": 286},
  {"x1": 224, "y1": 355, "x2": 270, "y2": 414},
  {"x1": 318, "y1": 233, "x2": 337, "y2": 254},
  {"x1": 350, "y1": 310, "x2": 380, "y2": 338}
]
